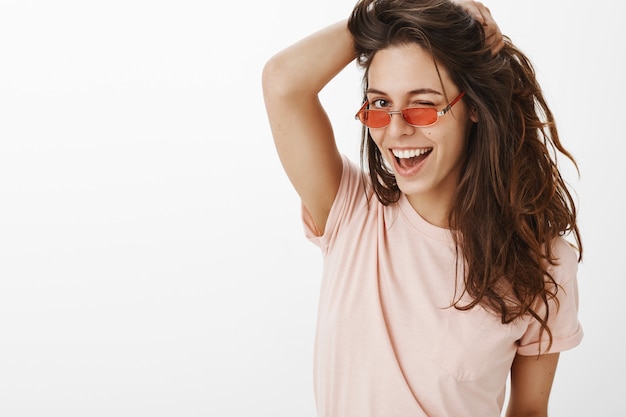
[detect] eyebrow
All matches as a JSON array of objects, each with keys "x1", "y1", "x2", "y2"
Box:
[{"x1": 365, "y1": 87, "x2": 443, "y2": 96}]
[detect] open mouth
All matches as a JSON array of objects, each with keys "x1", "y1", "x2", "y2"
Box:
[{"x1": 392, "y1": 148, "x2": 432, "y2": 170}]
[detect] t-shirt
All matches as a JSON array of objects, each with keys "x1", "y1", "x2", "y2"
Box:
[{"x1": 302, "y1": 155, "x2": 583, "y2": 417}]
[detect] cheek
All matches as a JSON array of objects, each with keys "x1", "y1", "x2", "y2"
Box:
[
  {"x1": 369, "y1": 131, "x2": 383, "y2": 146},
  {"x1": 446, "y1": 133, "x2": 470, "y2": 163},
  {"x1": 369, "y1": 134, "x2": 394, "y2": 167},
  {"x1": 369, "y1": 133, "x2": 387, "y2": 155}
]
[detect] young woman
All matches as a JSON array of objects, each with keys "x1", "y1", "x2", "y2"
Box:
[{"x1": 262, "y1": 0, "x2": 583, "y2": 416}]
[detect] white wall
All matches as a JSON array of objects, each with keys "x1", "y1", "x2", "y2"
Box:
[{"x1": 0, "y1": 0, "x2": 623, "y2": 416}]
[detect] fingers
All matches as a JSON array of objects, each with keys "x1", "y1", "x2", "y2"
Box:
[
  {"x1": 474, "y1": 2, "x2": 504, "y2": 54},
  {"x1": 453, "y1": 0, "x2": 505, "y2": 55},
  {"x1": 457, "y1": 0, "x2": 485, "y2": 24},
  {"x1": 485, "y1": 25, "x2": 504, "y2": 55}
]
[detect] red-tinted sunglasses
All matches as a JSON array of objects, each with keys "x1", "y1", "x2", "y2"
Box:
[{"x1": 355, "y1": 91, "x2": 466, "y2": 129}]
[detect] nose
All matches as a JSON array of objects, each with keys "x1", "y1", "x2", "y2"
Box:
[{"x1": 386, "y1": 110, "x2": 414, "y2": 137}]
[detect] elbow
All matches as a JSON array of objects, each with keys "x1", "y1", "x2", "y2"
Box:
[
  {"x1": 262, "y1": 54, "x2": 292, "y2": 102},
  {"x1": 261, "y1": 57, "x2": 281, "y2": 100},
  {"x1": 262, "y1": 52, "x2": 312, "y2": 102}
]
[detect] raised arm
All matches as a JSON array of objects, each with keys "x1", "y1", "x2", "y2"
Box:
[{"x1": 262, "y1": 21, "x2": 355, "y2": 235}]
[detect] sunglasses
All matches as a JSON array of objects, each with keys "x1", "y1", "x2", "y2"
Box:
[{"x1": 354, "y1": 91, "x2": 466, "y2": 129}]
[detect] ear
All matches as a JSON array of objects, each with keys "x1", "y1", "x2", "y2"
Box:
[{"x1": 469, "y1": 106, "x2": 478, "y2": 123}]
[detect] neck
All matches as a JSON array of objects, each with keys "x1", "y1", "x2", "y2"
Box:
[{"x1": 405, "y1": 192, "x2": 453, "y2": 229}]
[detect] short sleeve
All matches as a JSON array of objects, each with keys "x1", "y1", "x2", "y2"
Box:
[
  {"x1": 302, "y1": 155, "x2": 369, "y2": 253},
  {"x1": 517, "y1": 237, "x2": 584, "y2": 355}
]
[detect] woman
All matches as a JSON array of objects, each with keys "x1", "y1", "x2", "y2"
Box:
[{"x1": 262, "y1": 0, "x2": 583, "y2": 416}]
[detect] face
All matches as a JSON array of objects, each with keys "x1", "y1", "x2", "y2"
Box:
[{"x1": 366, "y1": 43, "x2": 476, "y2": 224}]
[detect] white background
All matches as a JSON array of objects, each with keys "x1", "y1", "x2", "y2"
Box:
[{"x1": 0, "y1": 0, "x2": 624, "y2": 416}]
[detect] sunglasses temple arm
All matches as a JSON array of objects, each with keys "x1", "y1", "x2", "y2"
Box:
[
  {"x1": 355, "y1": 101, "x2": 368, "y2": 119},
  {"x1": 439, "y1": 92, "x2": 466, "y2": 115}
]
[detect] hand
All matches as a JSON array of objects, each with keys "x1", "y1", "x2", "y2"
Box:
[{"x1": 453, "y1": 0, "x2": 504, "y2": 54}]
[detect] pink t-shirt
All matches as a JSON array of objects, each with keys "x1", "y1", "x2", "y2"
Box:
[{"x1": 302, "y1": 156, "x2": 583, "y2": 417}]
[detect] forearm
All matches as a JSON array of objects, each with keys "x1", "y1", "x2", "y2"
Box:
[{"x1": 262, "y1": 20, "x2": 356, "y2": 100}]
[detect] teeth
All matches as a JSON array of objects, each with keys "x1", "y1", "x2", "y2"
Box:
[{"x1": 392, "y1": 148, "x2": 431, "y2": 159}]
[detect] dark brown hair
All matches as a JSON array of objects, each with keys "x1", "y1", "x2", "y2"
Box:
[{"x1": 348, "y1": 0, "x2": 582, "y2": 350}]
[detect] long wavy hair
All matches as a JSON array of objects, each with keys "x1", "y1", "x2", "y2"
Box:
[{"x1": 348, "y1": 0, "x2": 582, "y2": 349}]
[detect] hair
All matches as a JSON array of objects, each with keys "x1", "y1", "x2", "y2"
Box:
[{"x1": 348, "y1": 0, "x2": 582, "y2": 350}]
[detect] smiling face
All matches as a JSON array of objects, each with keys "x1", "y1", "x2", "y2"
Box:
[{"x1": 366, "y1": 43, "x2": 476, "y2": 227}]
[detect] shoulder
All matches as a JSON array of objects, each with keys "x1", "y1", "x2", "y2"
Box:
[
  {"x1": 304, "y1": 154, "x2": 376, "y2": 244},
  {"x1": 547, "y1": 236, "x2": 580, "y2": 285},
  {"x1": 335, "y1": 154, "x2": 375, "y2": 210}
]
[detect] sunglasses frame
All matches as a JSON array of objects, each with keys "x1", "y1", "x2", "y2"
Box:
[{"x1": 355, "y1": 91, "x2": 466, "y2": 129}]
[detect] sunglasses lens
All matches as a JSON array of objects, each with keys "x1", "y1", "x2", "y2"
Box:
[
  {"x1": 359, "y1": 110, "x2": 391, "y2": 128},
  {"x1": 357, "y1": 108, "x2": 440, "y2": 128},
  {"x1": 403, "y1": 108, "x2": 437, "y2": 127}
]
